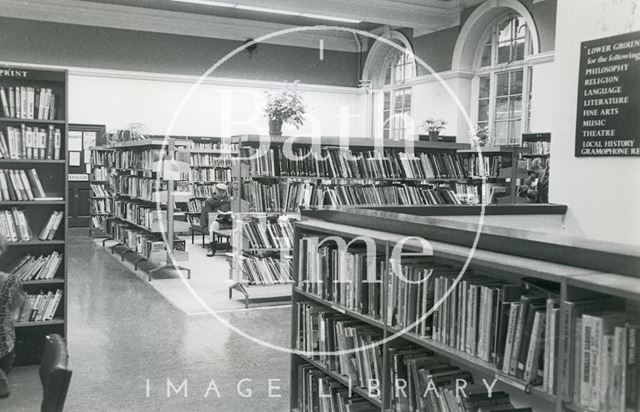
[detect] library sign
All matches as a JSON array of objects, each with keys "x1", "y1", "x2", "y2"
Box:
[{"x1": 575, "y1": 30, "x2": 640, "y2": 157}]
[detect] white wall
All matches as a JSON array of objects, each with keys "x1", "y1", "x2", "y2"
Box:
[
  {"x1": 68, "y1": 71, "x2": 367, "y2": 138},
  {"x1": 528, "y1": 60, "x2": 555, "y2": 133},
  {"x1": 550, "y1": 0, "x2": 640, "y2": 245}
]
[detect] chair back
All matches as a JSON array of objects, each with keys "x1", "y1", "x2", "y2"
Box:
[{"x1": 39, "y1": 334, "x2": 72, "y2": 412}]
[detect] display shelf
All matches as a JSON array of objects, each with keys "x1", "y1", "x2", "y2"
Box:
[
  {"x1": 109, "y1": 216, "x2": 161, "y2": 233},
  {"x1": 0, "y1": 159, "x2": 66, "y2": 164},
  {"x1": 6, "y1": 240, "x2": 66, "y2": 246},
  {"x1": 0, "y1": 118, "x2": 66, "y2": 125},
  {"x1": 22, "y1": 279, "x2": 65, "y2": 286},
  {"x1": 0, "y1": 200, "x2": 65, "y2": 205},
  {"x1": 15, "y1": 318, "x2": 65, "y2": 328}
]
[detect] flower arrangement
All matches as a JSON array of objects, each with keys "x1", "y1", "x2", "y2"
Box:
[
  {"x1": 473, "y1": 125, "x2": 490, "y2": 147},
  {"x1": 421, "y1": 118, "x2": 447, "y2": 133},
  {"x1": 264, "y1": 83, "x2": 306, "y2": 129}
]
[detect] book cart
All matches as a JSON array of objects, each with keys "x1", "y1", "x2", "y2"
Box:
[
  {"x1": 290, "y1": 208, "x2": 640, "y2": 412},
  {"x1": 227, "y1": 135, "x2": 470, "y2": 307},
  {"x1": 0, "y1": 66, "x2": 68, "y2": 365}
]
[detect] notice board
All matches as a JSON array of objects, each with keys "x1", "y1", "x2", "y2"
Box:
[{"x1": 575, "y1": 30, "x2": 640, "y2": 157}]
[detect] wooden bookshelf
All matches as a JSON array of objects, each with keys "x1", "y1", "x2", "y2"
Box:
[
  {"x1": 0, "y1": 66, "x2": 68, "y2": 366},
  {"x1": 89, "y1": 146, "x2": 114, "y2": 238},
  {"x1": 290, "y1": 211, "x2": 640, "y2": 412}
]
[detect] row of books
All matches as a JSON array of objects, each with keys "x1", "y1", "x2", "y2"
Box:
[
  {"x1": 454, "y1": 183, "x2": 497, "y2": 205},
  {"x1": 561, "y1": 297, "x2": 638, "y2": 411},
  {"x1": 246, "y1": 147, "x2": 467, "y2": 180},
  {"x1": 15, "y1": 290, "x2": 64, "y2": 323},
  {"x1": 109, "y1": 175, "x2": 165, "y2": 200},
  {"x1": 113, "y1": 200, "x2": 166, "y2": 231},
  {"x1": 187, "y1": 199, "x2": 203, "y2": 214},
  {"x1": 91, "y1": 215, "x2": 109, "y2": 231},
  {"x1": 91, "y1": 199, "x2": 112, "y2": 214},
  {"x1": 0, "y1": 86, "x2": 58, "y2": 120},
  {"x1": 90, "y1": 150, "x2": 111, "y2": 166},
  {"x1": 192, "y1": 142, "x2": 238, "y2": 151},
  {"x1": 0, "y1": 125, "x2": 62, "y2": 160},
  {"x1": 190, "y1": 184, "x2": 217, "y2": 199},
  {"x1": 523, "y1": 141, "x2": 550, "y2": 155},
  {"x1": 461, "y1": 155, "x2": 503, "y2": 178},
  {"x1": 189, "y1": 153, "x2": 234, "y2": 168},
  {"x1": 242, "y1": 180, "x2": 462, "y2": 212},
  {"x1": 90, "y1": 183, "x2": 111, "y2": 198},
  {"x1": 297, "y1": 364, "x2": 377, "y2": 412},
  {"x1": 106, "y1": 220, "x2": 165, "y2": 261},
  {"x1": 237, "y1": 255, "x2": 293, "y2": 285},
  {"x1": 298, "y1": 302, "x2": 383, "y2": 389},
  {"x1": 240, "y1": 217, "x2": 294, "y2": 250},
  {"x1": 4, "y1": 251, "x2": 63, "y2": 281},
  {"x1": 0, "y1": 168, "x2": 47, "y2": 201},
  {"x1": 0, "y1": 209, "x2": 63, "y2": 242},
  {"x1": 189, "y1": 168, "x2": 231, "y2": 183},
  {"x1": 109, "y1": 149, "x2": 164, "y2": 171},
  {"x1": 92, "y1": 167, "x2": 109, "y2": 182}
]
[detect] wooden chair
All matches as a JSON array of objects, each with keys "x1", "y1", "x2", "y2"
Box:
[{"x1": 39, "y1": 334, "x2": 72, "y2": 412}]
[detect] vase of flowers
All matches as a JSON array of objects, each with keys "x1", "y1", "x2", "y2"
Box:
[
  {"x1": 264, "y1": 84, "x2": 306, "y2": 136},
  {"x1": 473, "y1": 126, "x2": 490, "y2": 147},
  {"x1": 421, "y1": 118, "x2": 447, "y2": 142}
]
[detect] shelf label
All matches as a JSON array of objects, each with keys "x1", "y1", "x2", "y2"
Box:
[
  {"x1": 575, "y1": 30, "x2": 640, "y2": 157},
  {"x1": 68, "y1": 174, "x2": 89, "y2": 181}
]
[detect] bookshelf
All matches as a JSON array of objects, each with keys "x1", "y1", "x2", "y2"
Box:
[
  {"x1": 89, "y1": 146, "x2": 114, "y2": 238},
  {"x1": 101, "y1": 137, "x2": 191, "y2": 280},
  {"x1": 457, "y1": 145, "x2": 531, "y2": 204},
  {"x1": 228, "y1": 135, "x2": 471, "y2": 307},
  {"x1": 290, "y1": 209, "x2": 640, "y2": 412},
  {"x1": 0, "y1": 66, "x2": 68, "y2": 366}
]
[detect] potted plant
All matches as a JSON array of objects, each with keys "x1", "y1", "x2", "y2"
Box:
[
  {"x1": 473, "y1": 125, "x2": 490, "y2": 147},
  {"x1": 420, "y1": 118, "x2": 447, "y2": 142},
  {"x1": 264, "y1": 84, "x2": 306, "y2": 136}
]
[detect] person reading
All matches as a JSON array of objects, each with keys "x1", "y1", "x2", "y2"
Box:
[{"x1": 201, "y1": 183, "x2": 233, "y2": 257}]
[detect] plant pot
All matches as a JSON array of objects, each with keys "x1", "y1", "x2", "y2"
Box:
[
  {"x1": 428, "y1": 131, "x2": 439, "y2": 142},
  {"x1": 268, "y1": 119, "x2": 283, "y2": 136}
]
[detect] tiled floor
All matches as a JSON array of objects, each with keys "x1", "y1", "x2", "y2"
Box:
[{"x1": 0, "y1": 229, "x2": 291, "y2": 411}]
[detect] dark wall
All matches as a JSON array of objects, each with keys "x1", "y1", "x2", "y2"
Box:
[
  {"x1": 412, "y1": 27, "x2": 460, "y2": 75},
  {"x1": 0, "y1": 17, "x2": 359, "y2": 87}
]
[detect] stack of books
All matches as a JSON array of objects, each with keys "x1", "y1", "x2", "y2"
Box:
[
  {"x1": 241, "y1": 217, "x2": 294, "y2": 250},
  {"x1": 91, "y1": 198, "x2": 112, "y2": 214},
  {"x1": 462, "y1": 155, "x2": 503, "y2": 177},
  {"x1": 189, "y1": 153, "x2": 233, "y2": 168},
  {"x1": 92, "y1": 166, "x2": 109, "y2": 181},
  {"x1": 189, "y1": 168, "x2": 231, "y2": 182},
  {"x1": 237, "y1": 255, "x2": 292, "y2": 285},
  {"x1": 113, "y1": 200, "x2": 166, "y2": 231},
  {"x1": 0, "y1": 86, "x2": 58, "y2": 120},
  {"x1": 109, "y1": 175, "x2": 165, "y2": 200},
  {"x1": 90, "y1": 183, "x2": 110, "y2": 198}
]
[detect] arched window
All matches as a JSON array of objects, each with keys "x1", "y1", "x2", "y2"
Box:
[
  {"x1": 362, "y1": 31, "x2": 417, "y2": 140},
  {"x1": 382, "y1": 46, "x2": 416, "y2": 139},
  {"x1": 474, "y1": 14, "x2": 534, "y2": 145}
]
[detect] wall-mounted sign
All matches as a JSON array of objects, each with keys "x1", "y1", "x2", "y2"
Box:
[
  {"x1": 68, "y1": 174, "x2": 88, "y2": 181},
  {"x1": 575, "y1": 30, "x2": 640, "y2": 157}
]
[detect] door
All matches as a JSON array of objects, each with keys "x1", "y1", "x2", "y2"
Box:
[{"x1": 68, "y1": 124, "x2": 106, "y2": 228}]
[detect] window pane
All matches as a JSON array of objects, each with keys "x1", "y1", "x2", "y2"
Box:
[
  {"x1": 480, "y1": 43, "x2": 492, "y2": 67},
  {"x1": 383, "y1": 129, "x2": 390, "y2": 139},
  {"x1": 384, "y1": 65, "x2": 392, "y2": 85},
  {"x1": 479, "y1": 76, "x2": 491, "y2": 98},
  {"x1": 384, "y1": 92, "x2": 390, "y2": 110},
  {"x1": 508, "y1": 120, "x2": 521, "y2": 144},
  {"x1": 509, "y1": 96, "x2": 522, "y2": 119},
  {"x1": 404, "y1": 91, "x2": 412, "y2": 108},
  {"x1": 510, "y1": 71, "x2": 523, "y2": 94},
  {"x1": 515, "y1": 17, "x2": 527, "y2": 39},
  {"x1": 514, "y1": 39, "x2": 525, "y2": 61},
  {"x1": 496, "y1": 73, "x2": 509, "y2": 96},
  {"x1": 478, "y1": 99, "x2": 490, "y2": 122},
  {"x1": 498, "y1": 19, "x2": 512, "y2": 42},
  {"x1": 494, "y1": 121, "x2": 508, "y2": 144},
  {"x1": 498, "y1": 43, "x2": 511, "y2": 64},
  {"x1": 496, "y1": 97, "x2": 509, "y2": 120}
]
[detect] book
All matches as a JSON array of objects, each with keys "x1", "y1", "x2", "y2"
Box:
[
  {"x1": 38, "y1": 210, "x2": 64, "y2": 241},
  {"x1": 0, "y1": 86, "x2": 57, "y2": 120},
  {"x1": 16, "y1": 289, "x2": 63, "y2": 322}
]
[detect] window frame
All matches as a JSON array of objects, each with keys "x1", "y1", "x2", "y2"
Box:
[
  {"x1": 381, "y1": 45, "x2": 416, "y2": 140},
  {"x1": 472, "y1": 13, "x2": 534, "y2": 145}
]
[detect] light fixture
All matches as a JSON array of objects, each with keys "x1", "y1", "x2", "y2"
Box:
[
  {"x1": 171, "y1": 0, "x2": 362, "y2": 24},
  {"x1": 172, "y1": 0, "x2": 235, "y2": 7},
  {"x1": 235, "y1": 5, "x2": 299, "y2": 16}
]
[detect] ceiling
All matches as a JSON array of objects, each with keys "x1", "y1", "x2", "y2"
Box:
[{"x1": 0, "y1": 0, "x2": 467, "y2": 51}]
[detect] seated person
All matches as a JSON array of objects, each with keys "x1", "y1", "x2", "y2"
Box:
[
  {"x1": 523, "y1": 158, "x2": 550, "y2": 203},
  {"x1": 0, "y1": 233, "x2": 27, "y2": 397},
  {"x1": 201, "y1": 183, "x2": 233, "y2": 257}
]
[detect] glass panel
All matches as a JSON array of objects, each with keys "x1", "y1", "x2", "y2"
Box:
[
  {"x1": 479, "y1": 76, "x2": 491, "y2": 98},
  {"x1": 395, "y1": 94, "x2": 403, "y2": 111},
  {"x1": 383, "y1": 92, "x2": 391, "y2": 110},
  {"x1": 514, "y1": 38, "x2": 525, "y2": 61},
  {"x1": 480, "y1": 43, "x2": 492, "y2": 67},
  {"x1": 509, "y1": 96, "x2": 522, "y2": 119},
  {"x1": 496, "y1": 73, "x2": 509, "y2": 96},
  {"x1": 498, "y1": 19, "x2": 512, "y2": 43},
  {"x1": 383, "y1": 129, "x2": 390, "y2": 139},
  {"x1": 478, "y1": 99, "x2": 490, "y2": 122},
  {"x1": 495, "y1": 97, "x2": 509, "y2": 120},
  {"x1": 494, "y1": 121, "x2": 508, "y2": 144},
  {"x1": 404, "y1": 91, "x2": 412, "y2": 108},
  {"x1": 508, "y1": 120, "x2": 521, "y2": 144},
  {"x1": 510, "y1": 70, "x2": 523, "y2": 94},
  {"x1": 384, "y1": 64, "x2": 392, "y2": 85},
  {"x1": 515, "y1": 17, "x2": 527, "y2": 39},
  {"x1": 498, "y1": 43, "x2": 511, "y2": 64}
]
